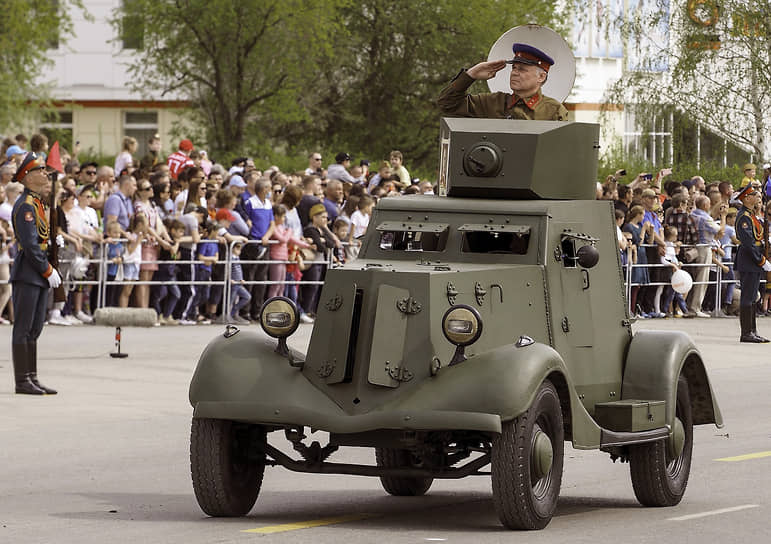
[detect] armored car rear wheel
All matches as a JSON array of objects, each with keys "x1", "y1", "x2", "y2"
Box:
[
  {"x1": 491, "y1": 380, "x2": 564, "y2": 530},
  {"x1": 629, "y1": 376, "x2": 693, "y2": 507},
  {"x1": 375, "y1": 448, "x2": 433, "y2": 496},
  {"x1": 190, "y1": 418, "x2": 266, "y2": 516}
]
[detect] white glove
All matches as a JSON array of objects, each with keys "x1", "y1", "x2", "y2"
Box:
[
  {"x1": 762, "y1": 261, "x2": 771, "y2": 272},
  {"x1": 56, "y1": 234, "x2": 65, "y2": 248},
  {"x1": 47, "y1": 268, "x2": 62, "y2": 288}
]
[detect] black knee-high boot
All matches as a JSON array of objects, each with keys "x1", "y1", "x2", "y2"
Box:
[
  {"x1": 12, "y1": 344, "x2": 45, "y2": 395},
  {"x1": 740, "y1": 306, "x2": 764, "y2": 343},
  {"x1": 27, "y1": 342, "x2": 57, "y2": 394},
  {"x1": 750, "y1": 310, "x2": 770, "y2": 343}
]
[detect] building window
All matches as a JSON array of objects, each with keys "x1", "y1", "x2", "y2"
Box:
[
  {"x1": 121, "y1": 0, "x2": 144, "y2": 50},
  {"x1": 124, "y1": 111, "x2": 158, "y2": 159},
  {"x1": 39, "y1": 111, "x2": 73, "y2": 153}
]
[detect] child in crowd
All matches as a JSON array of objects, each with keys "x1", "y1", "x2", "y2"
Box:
[
  {"x1": 104, "y1": 221, "x2": 126, "y2": 307},
  {"x1": 229, "y1": 242, "x2": 251, "y2": 325},
  {"x1": 206, "y1": 208, "x2": 248, "y2": 322},
  {"x1": 119, "y1": 213, "x2": 147, "y2": 308},
  {"x1": 152, "y1": 219, "x2": 183, "y2": 325},
  {"x1": 267, "y1": 204, "x2": 311, "y2": 300},
  {"x1": 660, "y1": 225, "x2": 688, "y2": 317},
  {"x1": 331, "y1": 217, "x2": 356, "y2": 264},
  {"x1": 350, "y1": 195, "x2": 373, "y2": 239},
  {"x1": 190, "y1": 222, "x2": 219, "y2": 324}
]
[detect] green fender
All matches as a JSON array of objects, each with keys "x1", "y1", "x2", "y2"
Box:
[
  {"x1": 384, "y1": 342, "x2": 564, "y2": 420},
  {"x1": 189, "y1": 331, "x2": 321, "y2": 409},
  {"x1": 386, "y1": 341, "x2": 603, "y2": 447},
  {"x1": 622, "y1": 330, "x2": 723, "y2": 428}
]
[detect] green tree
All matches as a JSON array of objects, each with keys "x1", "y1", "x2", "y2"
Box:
[
  {"x1": 0, "y1": 0, "x2": 84, "y2": 129},
  {"x1": 606, "y1": 0, "x2": 771, "y2": 163},
  {"x1": 114, "y1": 0, "x2": 343, "y2": 158}
]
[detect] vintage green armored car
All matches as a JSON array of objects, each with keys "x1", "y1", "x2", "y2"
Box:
[{"x1": 188, "y1": 119, "x2": 723, "y2": 530}]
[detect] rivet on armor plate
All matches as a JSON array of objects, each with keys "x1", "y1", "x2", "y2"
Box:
[{"x1": 324, "y1": 294, "x2": 343, "y2": 311}]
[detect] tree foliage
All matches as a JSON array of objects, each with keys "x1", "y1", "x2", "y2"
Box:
[
  {"x1": 0, "y1": 0, "x2": 84, "y2": 129},
  {"x1": 115, "y1": 0, "x2": 567, "y2": 175},
  {"x1": 115, "y1": 0, "x2": 342, "y2": 159},
  {"x1": 605, "y1": 0, "x2": 771, "y2": 162}
]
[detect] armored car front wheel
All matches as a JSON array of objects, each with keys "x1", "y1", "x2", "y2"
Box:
[
  {"x1": 375, "y1": 448, "x2": 434, "y2": 496},
  {"x1": 629, "y1": 376, "x2": 693, "y2": 507},
  {"x1": 491, "y1": 380, "x2": 564, "y2": 530},
  {"x1": 190, "y1": 418, "x2": 266, "y2": 516}
]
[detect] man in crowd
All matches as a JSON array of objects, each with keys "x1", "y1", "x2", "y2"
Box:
[
  {"x1": 305, "y1": 152, "x2": 323, "y2": 176},
  {"x1": 297, "y1": 175, "x2": 322, "y2": 227},
  {"x1": 242, "y1": 178, "x2": 275, "y2": 320},
  {"x1": 323, "y1": 179, "x2": 344, "y2": 226},
  {"x1": 167, "y1": 139, "x2": 194, "y2": 180},
  {"x1": 103, "y1": 174, "x2": 136, "y2": 233},
  {"x1": 734, "y1": 185, "x2": 771, "y2": 342},
  {"x1": 91, "y1": 165, "x2": 115, "y2": 212},
  {"x1": 327, "y1": 152, "x2": 358, "y2": 184},
  {"x1": 688, "y1": 195, "x2": 725, "y2": 317},
  {"x1": 639, "y1": 188, "x2": 666, "y2": 316},
  {"x1": 438, "y1": 42, "x2": 568, "y2": 121},
  {"x1": 10, "y1": 152, "x2": 61, "y2": 395}
]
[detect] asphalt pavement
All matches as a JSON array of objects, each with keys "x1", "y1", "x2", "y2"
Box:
[{"x1": 1, "y1": 316, "x2": 769, "y2": 543}]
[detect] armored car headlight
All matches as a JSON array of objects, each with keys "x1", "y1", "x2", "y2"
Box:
[
  {"x1": 442, "y1": 305, "x2": 483, "y2": 347},
  {"x1": 259, "y1": 297, "x2": 300, "y2": 339}
]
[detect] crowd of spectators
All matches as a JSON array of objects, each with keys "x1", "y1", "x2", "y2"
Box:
[
  {"x1": 600, "y1": 164, "x2": 771, "y2": 319},
  {"x1": 0, "y1": 132, "x2": 435, "y2": 327}
]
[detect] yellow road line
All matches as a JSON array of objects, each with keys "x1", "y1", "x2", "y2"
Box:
[
  {"x1": 242, "y1": 513, "x2": 377, "y2": 534},
  {"x1": 715, "y1": 450, "x2": 771, "y2": 462}
]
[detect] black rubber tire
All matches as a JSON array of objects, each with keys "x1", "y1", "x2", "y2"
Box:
[
  {"x1": 491, "y1": 380, "x2": 564, "y2": 530},
  {"x1": 375, "y1": 448, "x2": 433, "y2": 496},
  {"x1": 629, "y1": 376, "x2": 693, "y2": 507},
  {"x1": 190, "y1": 418, "x2": 266, "y2": 516}
]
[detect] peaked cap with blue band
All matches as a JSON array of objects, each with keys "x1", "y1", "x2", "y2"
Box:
[{"x1": 510, "y1": 43, "x2": 555, "y2": 72}]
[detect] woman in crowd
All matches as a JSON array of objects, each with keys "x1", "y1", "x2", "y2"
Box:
[
  {"x1": 300, "y1": 204, "x2": 338, "y2": 317},
  {"x1": 135, "y1": 178, "x2": 173, "y2": 308}
]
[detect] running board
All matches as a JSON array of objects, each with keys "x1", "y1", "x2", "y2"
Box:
[{"x1": 600, "y1": 426, "x2": 669, "y2": 448}]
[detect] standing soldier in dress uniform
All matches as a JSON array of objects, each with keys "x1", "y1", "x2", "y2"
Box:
[
  {"x1": 438, "y1": 43, "x2": 569, "y2": 121},
  {"x1": 734, "y1": 184, "x2": 771, "y2": 343},
  {"x1": 10, "y1": 152, "x2": 62, "y2": 394}
]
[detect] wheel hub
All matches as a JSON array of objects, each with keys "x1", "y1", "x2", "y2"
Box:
[
  {"x1": 668, "y1": 417, "x2": 685, "y2": 459},
  {"x1": 531, "y1": 427, "x2": 554, "y2": 480}
]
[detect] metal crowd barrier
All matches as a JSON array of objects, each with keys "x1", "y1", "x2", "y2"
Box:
[
  {"x1": 17, "y1": 237, "x2": 353, "y2": 322},
  {"x1": 622, "y1": 242, "x2": 757, "y2": 317}
]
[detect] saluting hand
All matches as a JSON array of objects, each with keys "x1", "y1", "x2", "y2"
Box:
[{"x1": 467, "y1": 60, "x2": 507, "y2": 81}]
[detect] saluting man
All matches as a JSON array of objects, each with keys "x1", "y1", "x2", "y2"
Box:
[
  {"x1": 10, "y1": 152, "x2": 62, "y2": 394},
  {"x1": 438, "y1": 43, "x2": 568, "y2": 121},
  {"x1": 734, "y1": 184, "x2": 771, "y2": 343}
]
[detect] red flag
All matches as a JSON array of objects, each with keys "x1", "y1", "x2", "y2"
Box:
[{"x1": 47, "y1": 141, "x2": 64, "y2": 173}]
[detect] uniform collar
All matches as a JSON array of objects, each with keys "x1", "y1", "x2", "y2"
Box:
[
  {"x1": 509, "y1": 89, "x2": 543, "y2": 110},
  {"x1": 25, "y1": 187, "x2": 45, "y2": 201}
]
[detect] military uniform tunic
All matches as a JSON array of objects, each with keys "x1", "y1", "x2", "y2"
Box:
[
  {"x1": 11, "y1": 188, "x2": 54, "y2": 344},
  {"x1": 437, "y1": 70, "x2": 569, "y2": 121},
  {"x1": 734, "y1": 205, "x2": 766, "y2": 307}
]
